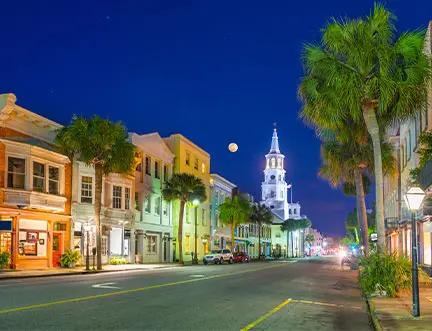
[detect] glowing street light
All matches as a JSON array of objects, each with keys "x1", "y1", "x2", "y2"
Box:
[{"x1": 404, "y1": 186, "x2": 426, "y2": 318}]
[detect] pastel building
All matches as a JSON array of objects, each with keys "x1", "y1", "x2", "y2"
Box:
[
  {"x1": 0, "y1": 93, "x2": 71, "y2": 269},
  {"x1": 164, "y1": 134, "x2": 211, "y2": 262},
  {"x1": 209, "y1": 174, "x2": 235, "y2": 250},
  {"x1": 130, "y1": 132, "x2": 174, "y2": 263}
]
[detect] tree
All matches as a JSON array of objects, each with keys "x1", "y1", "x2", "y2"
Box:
[
  {"x1": 162, "y1": 173, "x2": 206, "y2": 265},
  {"x1": 56, "y1": 116, "x2": 135, "y2": 270},
  {"x1": 299, "y1": 4, "x2": 432, "y2": 252},
  {"x1": 305, "y1": 234, "x2": 315, "y2": 251},
  {"x1": 219, "y1": 196, "x2": 252, "y2": 252},
  {"x1": 281, "y1": 219, "x2": 303, "y2": 257},
  {"x1": 250, "y1": 204, "x2": 273, "y2": 259}
]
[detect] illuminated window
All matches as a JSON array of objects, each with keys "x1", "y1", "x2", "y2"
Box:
[
  {"x1": 271, "y1": 158, "x2": 276, "y2": 168},
  {"x1": 147, "y1": 235, "x2": 157, "y2": 253},
  {"x1": 33, "y1": 162, "x2": 45, "y2": 192},
  {"x1": 125, "y1": 187, "x2": 131, "y2": 210},
  {"x1": 266, "y1": 159, "x2": 270, "y2": 169},
  {"x1": 144, "y1": 195, "x2": 151, "y2": 213},
  {"x1": 49, "y1": 166, "x2": 59, "y2": 195},
  {"x1": 202, "y1": 161, "x2": 206, "y2": 174},
  {"x1": 81, "y1": 176, "x2": 93, "y2": 203},
  {"x1": 277, "y1": 158, "x2": 281, "y2": 168},
  {"x1": 112, "y1": 186, "x2": 122, "y2": 209}
]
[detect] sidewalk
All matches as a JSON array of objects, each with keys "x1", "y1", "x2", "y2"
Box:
[
  {"x1": 0, "y1": 263, "x2": 176, "y2": 280},
  {"x1": 370, "y1": 287, "x2": 432, "y2": 330}
]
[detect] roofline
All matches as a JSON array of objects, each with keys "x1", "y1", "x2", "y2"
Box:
[
  {"x1": 130, "y1": 132, "x2": 175, "y2": 157},
  {"x1": 210, "y1": 173, "x2": 236, "y2": 188},
  {"x1": 165, "y1": 134, "x2": 210, "y2": 158}
]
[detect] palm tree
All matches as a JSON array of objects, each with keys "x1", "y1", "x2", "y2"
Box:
[
  {"x1": 305, "y1": 233, "x2": 315, "y2": 254},
  {"x1": 219, "y1": 196, "x2": 252, "y2": 253},
  {"x1": 281, "y1": 219, "x2": 297, "y2": 258},
  {"x1": 162, "y1": 173, "x2": 206, "y2": 265},
  {"x1": 297, "y1": 218, "x2": 312, "y2": 256},
  {"x1": 56, "y1": 116, "x2": 136, "y2": 270},
  {"x1": 250, "y1": 204, "x2": 273, "y2": 259},
  {"x1": 299, "y1": 4, "x2": 432, "y2": 251}
]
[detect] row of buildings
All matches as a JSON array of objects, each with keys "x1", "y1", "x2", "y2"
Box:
[
  {"x1": 383, "y1": 22, "x2": 432, "y2": 273},
  {"x1": 1, "y1": 93, "x2": 301, "y2": 269}
]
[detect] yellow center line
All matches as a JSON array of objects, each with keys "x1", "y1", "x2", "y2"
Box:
[
  {"x1": 0, "y1": 263, "x2": 288, "y2": 315},
  {"x1": 240, "y1": 299, "x2": 292, "y2": 331}
]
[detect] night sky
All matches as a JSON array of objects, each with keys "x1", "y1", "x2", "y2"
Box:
[{"x1": 1, "y1": 0, "x2": 431, "y2": 237}]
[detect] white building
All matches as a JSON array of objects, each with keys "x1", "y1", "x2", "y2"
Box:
[
  {"x1": 130, "y1": 132, "x2": 174, "y2": 263},
  {"x1": 261, "y1": 129, "x2": 309, "y2": 258},
  {"x1": 71, "y1": 162, "x2": 134, "y2": 264}
]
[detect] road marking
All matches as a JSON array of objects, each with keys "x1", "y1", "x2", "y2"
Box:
[
  {"x1": 291, "y1": 299, "x2": 338, "y2": 307},
  {"x1": 92, "y1": 282, "x2": 120, "y2": 289},
  {"x1": 189, "y1": 274, "x2": 206, "y2": 278},
  {"x1": 0, "y1": 263, "x2": 288, "y2": 315},
  {"x1": 240, "y1": 299, "x2": 292, "y2": 331}
]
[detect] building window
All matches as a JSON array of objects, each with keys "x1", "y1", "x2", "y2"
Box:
[
  {"x1": 289, "y1": 209, "x2": 292, "y2": 215},
  {"x1": 163, "y1": 202, "x2": 168, "y2": 216},
  {"x1": 202, "y1": 209, "x2": 206, "y2": 225},
  {"x1": 270, "y1": 191, "x2": 275, "y2": 198},
  {"x1": 185, "y1": 235, "x2": 190, "y2": 252},
  {"x1": 33, "y1": 162, "x2": 45, "y2": 192},
  {"x1": 154, "y1": 161, "x2": 160, "y2": 179},
  {"x1": 194, "y1": 158, "x2": 199, "y2": 170},
  {"x1": 81, "y1": 176, "x2": 93, "y2": 203},
  {"x1": 136, "y1": 163, "x2": 142, "y2": 172},
  {"x1": 7, "y1": 157, "x2": 25, "y2": 189},
  {"x1": 155, "y1": 196, "x2": 161, "y2": 215},
  {"x1": 281, "y1": 190, "x2": 284, "y2": 199},
  {"x1": 271, "y1": 158, "x2": 276, "y2": 168},
  {"x1": 112, "y1": 186, "x2": 122, "y2": 209},
  {"x1": 145, "y1": 156, "x2": 151, "y2": 175},
  {"x1": 49, "y1": 166, "x2": 59, "y2": 195},
  {"x1": 186, "y1": 153, "x2": 190, "y2": 166},
  {"x1": 163, "y1": 164, "x2": 169, "y2": 182},
  {"x1": 277, "y1": 158, "x2": 282, "y2": 168},
  {"x1": 144, "y1": 195, "x2": 151, "y2": 213},
  {"x1": 147, "y1": 235, "x2": 157, "y2": 254},
  {"x1": 135, "y1": 192, "x2": 140, "y2": 211},
  {"x1": 294, "y1": 209, "x2": 297, "y2": 215},
  {"x1": 186, "y1": 207, "x2": 190, "y2": 223},
  {"x1": 125, "y1": 187, "x2": 131, "y2": 210},
  {"x1": 201, "y1": 162, "x2": 206, "y2": 174}
]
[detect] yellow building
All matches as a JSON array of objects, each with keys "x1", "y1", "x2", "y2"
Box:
[{"x1": 164, "y1": 134, "x2": 211, "y2": 263}]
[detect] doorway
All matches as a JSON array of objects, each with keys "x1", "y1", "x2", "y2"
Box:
[{"x1": 52, "y1": 232, "x2": 63, "y2": 267}]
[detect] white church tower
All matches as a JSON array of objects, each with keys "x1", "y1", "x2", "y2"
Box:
[{"x1": 261, "y1": 129, "x2": 289, "y2": 220}]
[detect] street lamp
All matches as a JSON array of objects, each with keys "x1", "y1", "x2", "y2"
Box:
[
  {"x1": 192, "y1": 199, "x2": 200, "y2": 265},
  {"x1": 404, "y1": 186, "x2": 426, "y2": 318},
  {"x1": 83, "y1": 223, "x2": 91, "y2": 271}
]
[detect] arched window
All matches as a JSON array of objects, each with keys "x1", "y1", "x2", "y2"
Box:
[
  {"x1": 266, "y1": 159, "x2": 270, "y2": 169},
  {"x1": 277, "y1": 158, "x2": 281, "y2": 168},
  {"x1": 271, "y1": 158, "x2": 276, "y2": 168}
]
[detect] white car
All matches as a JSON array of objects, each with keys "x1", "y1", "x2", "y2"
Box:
[{"x1": 203, "y1": 249, "x2": 233, "y2": 265}]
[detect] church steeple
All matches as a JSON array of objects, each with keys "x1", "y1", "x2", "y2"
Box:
[{"x1": 269, "y1": 128, "x2": 280, "y2": 154}]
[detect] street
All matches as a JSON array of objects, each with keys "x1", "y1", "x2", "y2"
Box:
[{"x1": 0, "y1": 258, "x2": 371, "y2": 330}]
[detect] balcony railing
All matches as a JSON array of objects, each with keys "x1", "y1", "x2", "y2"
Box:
[
  {"x1": 2, "y1": 188, "x2": 66, "y2": 212},
  {"x1": 419, "y1": 158, "x2": 432, "y2": 191}
]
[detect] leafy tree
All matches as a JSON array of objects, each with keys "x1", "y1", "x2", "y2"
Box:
[
  {"x1": 219, "y1": 196, "x2": 252, "y2": 253},
  {"x1": 299, "y1": 4, "x2": 432, "y2": 252},
  {"x1": 305, "y1": 234, "x2": 315, "y2": 248},
  {"x1": 162, "y1": 173, "x2": 206, "y2": 265},
  {"x1": 56, "y1": 116, "x2": 136, "y2": 270},
  {"x1": 250, "y1": 204, "x2": 273, "y2": 259}
]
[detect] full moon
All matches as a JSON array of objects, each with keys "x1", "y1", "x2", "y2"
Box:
[{"x1": 228, "y1": 143, "x2": 238, "y2": 152}]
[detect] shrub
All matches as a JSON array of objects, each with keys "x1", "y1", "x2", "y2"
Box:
[
  {"x1": 110, "y1": 257, "x2": 126, "y2": 265},
  {"x1": 0, "y1": 252, "x2": 10, "y2": 268},
  {"x1": 60, "y1": 249, "x2": 81, "y2": 268},
  {"x1": 359, "y1": 252, "x2": 430, "y2": 297}
]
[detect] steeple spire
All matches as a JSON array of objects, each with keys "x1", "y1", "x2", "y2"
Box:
[{"x1": 269, "y1": 128, "x2": 280, "y2": 154}]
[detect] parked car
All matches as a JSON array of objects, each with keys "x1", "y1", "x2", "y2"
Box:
[
  {"x1": 203, "y1": 249, "x2": 233, "y2": 265},
  {"x1": 233, "y1": 252, "x2": 250, "y2": 263}
]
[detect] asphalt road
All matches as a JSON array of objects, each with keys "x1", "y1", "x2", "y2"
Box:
[{"x1": 0, "y1": 258, "x2": 371, "y2": 331}]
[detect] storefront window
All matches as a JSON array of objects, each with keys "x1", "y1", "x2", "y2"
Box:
[
  {"x1": 147, "y1": 235, "x2": 157, "y2": 253},
  {"x1": 18, "y1": 220, "x2": 48, "y2": 257},
  {"x1": 0, "y1": 233, "x2": 12, "y2": 253},
  {"x1": 8, "y1": 157, "x2": 25, "y2": 189}
]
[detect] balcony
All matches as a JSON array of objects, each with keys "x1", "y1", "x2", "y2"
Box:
[
  {"x1": 2, "y1": 188, "x2": 66, "y2": 212},
  {"x1": 419, "y1": 158, "x2": 432, "y2": 191}
]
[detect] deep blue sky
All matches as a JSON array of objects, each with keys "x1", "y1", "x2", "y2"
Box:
[{"x1": 1, "y1": 1, "x2": 431, "y2": 236}]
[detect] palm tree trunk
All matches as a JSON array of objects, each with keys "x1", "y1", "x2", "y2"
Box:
[
  {"x1": 354, "y1": 169, "x2": 369, "y2": 254},
  {"x1": 363, "y1": 105, "x2": 385, "y2": 253},
  {"x1": 291, "y1": 231, "x2": 294, "y2": 258},
  {"x1": 178, "y1": 200, "x2": 185, "y2": 265},
  {"x1": 258, "y1": 222, "x2": 261, "y2": 259},
  {"x1": 94, "y1": 164, "x2": 103, "y2": 270},
  {"x1": 231, "y1": 221, "x2": 236, "y2": 253}
]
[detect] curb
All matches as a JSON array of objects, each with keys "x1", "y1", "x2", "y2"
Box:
[
  {"x1": 0, "y1": 265, "x2": 176, "y2": 281},
  {"x1": 364, "y1": 296, "x2": 383, "y2": 331}
]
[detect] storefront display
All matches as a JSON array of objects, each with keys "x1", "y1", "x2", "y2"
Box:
[{"x1": 18, "y1": 220, "x2": 48, "y2": 257}]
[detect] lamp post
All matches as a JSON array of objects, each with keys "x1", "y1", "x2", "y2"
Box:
[
  {"x1": 192, "y1": 199, "x2": 200, "y2": 265},
  {"x1": 83, "y1": 223, "x2": 91, "y2": 271},
  {"x1": 404, "y1": 186, "x2": 426, "y2": 318}
]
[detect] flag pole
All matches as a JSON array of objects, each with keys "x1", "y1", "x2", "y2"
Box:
[{"x1": 291, "y1": 185, "x2": 293, "y2": 203}]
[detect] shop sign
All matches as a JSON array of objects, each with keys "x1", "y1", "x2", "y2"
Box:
[
  {"x1": 124, "y1": 230, "x2": 131, "y2": 238},
  {"x1": 0, "y1": 220, "x2": 12, "y2": 231}
]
